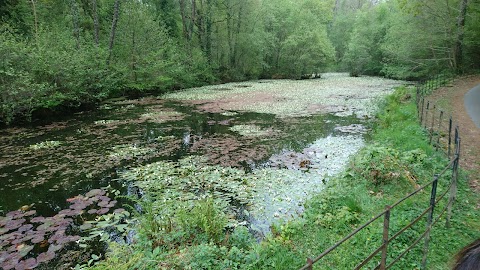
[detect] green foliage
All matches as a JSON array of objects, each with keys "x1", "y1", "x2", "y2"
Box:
[
  {"x1": 261, "y1": 0, "x2": 335, "y2": 78},
  {"x1": 0, "y1": 26, "x2": 47, "y2": 123},
  {"x1": 333, "y1": 0, "x2": 479, "y2": 78},
  {"x1": 121, "y1": 156, "x2": 253, "y2": 208},
  {"x1": 353, "y1": 144, "x2": 426, "y2": 187},
  {"x1": 342, "y1": 4, "x2": 389, "y2": 76},
  {"x1": 178, "y1": 198, "x2": 228, "y2": 244},
  {"x1": 229, "y1": 226, "x2": 255, "y2": 250},
  {"x1": 463, "y1": 0, "x2": 480, "y2": 71}
]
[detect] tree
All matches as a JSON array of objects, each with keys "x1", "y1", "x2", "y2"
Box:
[
  {"x1": 261, "y1": 0, "x2": 335, "y2": 78},
  {"x1": 92, "y1": 0, "x2": 99, "y2": 46},
  {"x1": 107, "y1": 0, "x2": 120, "y2": 65},
  {"x1": 69, "y1": 0, "x2": 81, "y2": 49},
  {"x1": 453, "y1": 0, "x2": 468, "y2": 72},
  {"x1": 463, "y1": 0, "x2": 480, "y2": 70}
]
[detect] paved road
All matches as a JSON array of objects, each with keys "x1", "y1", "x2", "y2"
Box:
[{"x1": 465, "y1": 83, "x2": 480, "y2": 128}]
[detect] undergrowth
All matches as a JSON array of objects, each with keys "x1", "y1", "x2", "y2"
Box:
[{"x1": 88, "y1": 86, "x2": 479, "y2": 269}]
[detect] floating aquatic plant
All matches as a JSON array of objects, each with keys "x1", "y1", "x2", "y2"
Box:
[
  {"x1": 120, "y1": 156, "x2": 254, "y2": 218},
  {"x1": 140, "y1": 110, "x2": 184, "y2": 123},
  {"x1": 0, "y1": 188, "x2": 128, "y2": 270},
  {"x1": 163, "y1": 74, "x2": 404, "y2": 117},
  {"x1": 228, "y1": 124, "x2": 273, "y2": 137},
  {"x1": 334, "y1": 124, "x2": 369, "y2": 134},
  {"x1": 249, "y1": 135, "x2": 365, "y2": 236},
  {"x1": 94, "y1": 119, "x2": 122, "y2": 125},
  {"x1": 108, "y1": 144, "x2": 154, "y2": 160},
  {"x1": 28, "y1": 141, "x2": 61, "y2": 150},
  {"x1": 221, "y1": 111, "x2": 238, "y2": 116}
]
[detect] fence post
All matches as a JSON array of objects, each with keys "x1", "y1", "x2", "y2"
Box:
[
  {"x1": 420, "y1": 98, "x2": 425, "y2": 125},
  {"x1": 421, "y1": 174, "x2": 439, "y2": 269},
  {"x1": 380, "y1": 205, "x2": 391, "y2": 270},
  {"x1": 436, "y1": 111, "x2": 444, "y2": 151},
  {"x1": 447, "y1": 117, "x2": 453, "y2": 158},
  {"x1": 424, "y1": 101, "x2": 430, "y2": 129},
  {"x1": 416, "y1": 86, "x2": 420, "y2": 118},
  {"x1": 305, "y1": 258, "x2": 313, "y2": 270},
  {"x1": 429, "y1": 105, "x2": 436, "y2": 144},
  {"x1": 446, "y1": 134, "x2": 460, "y2": 228}
]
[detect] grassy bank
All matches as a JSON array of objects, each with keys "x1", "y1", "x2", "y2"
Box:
[{"x1": 86, "y1": 87, "x2": 479, "y2": 269}]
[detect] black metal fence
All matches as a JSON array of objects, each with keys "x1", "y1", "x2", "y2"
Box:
[
  {"x1": 416, "y1": 75, "x2": 457, "y2": 159},
  {"x1": 300, "y1": 77, "x2": 460, "y2": 270}
]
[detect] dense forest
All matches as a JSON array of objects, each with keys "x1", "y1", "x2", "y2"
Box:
[{"x1": 0, "y1": 0, "x2": 479, "y2": 124}]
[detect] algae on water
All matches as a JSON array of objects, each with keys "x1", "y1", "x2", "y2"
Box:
[
  {"x1": 229, "y1": 124, "x2": 273, "y2": 137},
  {"x1": 163, "y1": 73, "x2": 404, "y2": 118},
  {"x1": 249, "y1": 135, "x2": 365, "y2": 236},
  {"x1": 29, "y1": 140, "x2": 62, "y2": 150}
]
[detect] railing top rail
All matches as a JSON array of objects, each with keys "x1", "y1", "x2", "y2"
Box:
[
  {"x1": 299, "y1": 209, "x2": 387, "y2": 270},
  {"x1": 390, "y1": 156, "x2": 456, "y2": 209}
]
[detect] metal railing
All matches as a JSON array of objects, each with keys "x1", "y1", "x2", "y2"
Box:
[
  {"x1": 300, "y1": 77, "x2": 461, "y2": 270},
  {"x1": 416, "y1": 75, "x2": 457, "y2": 159}
]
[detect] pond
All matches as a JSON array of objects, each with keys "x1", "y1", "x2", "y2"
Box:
[{"x1": 0, "y1": 73, "x2": 403, "y2": 269}]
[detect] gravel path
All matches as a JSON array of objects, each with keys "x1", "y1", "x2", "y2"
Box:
[
  {"x1": 465, "y1": 84, "x2": 480, "y2": 128},
  {"x1": 428, "y1": 75, "x2": 480, "y2": 203}
]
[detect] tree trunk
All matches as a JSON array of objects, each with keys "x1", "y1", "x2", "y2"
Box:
[
  {"x1": 190, "y1": 0, "x2": 196, "y2": 41},
  {"x1": 205, "y1": 0, "x2": 213, "y2": 62},
  {"x1": 226, "y1": 3, "x2": 233, "y2": 68},
  {"x1": 232, "y1": 1, "x2": 244, "y2": 68},
  {"x1": 453, "y1": 0, "x2": 468, "y2": 72},
  {"x1": 92, "y1": 0, "x2": 99, "y2": 46},
  {"x1": 107, "y1": 0, "x2": 120, "y2": 65},
  {"x1": 131, "y1": 28, "x2": 137, "y2": 82},
  {"x1": 30, "y1": 0, "x2": 38, "y2": 46},
  {"x1": 70, "y1": 0, "x2": 81, "y2": 49},
  {"x1": 179, "y1": 0, "x2": 190, "y2": 40}
]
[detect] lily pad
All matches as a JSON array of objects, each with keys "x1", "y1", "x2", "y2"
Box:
[
  {"x1": 98, "y1": 200, "x2": 115, "y2": 208},
  {"x1": 31, "y1": 236, "x2": 45, "y2": 244},
  {"x1": 47, "y1": 244, "x2": 63, "y2": 253},
  {"x1": 96, "y1": 208, "x2": 110, "y2": 215},
  {"x1": 113, "y1": 208, "x2": 126, "y2": 214},
  {"x1": 70, "y1": 201, "x2": 91, "y2": 211},
  {"x1": 16, "y1": 244, "x2": 33, "y2": 258},
  {"x1": 5, "y1": 218, "x2": 25, "y2": 230},
  {"x1": 98, "y1": 196, "x2": 111, "y2": 202},
  {"x1": 85, "y1": 189, "x2": 105, "y2": 198},
  {"x1": 1, "y1": 257, "x2": 19, "y2": 270},
  {"x1": 21, "y1": 258, "x2": 38, "y2": 269},
  {"x1": 22, "y1": 210, "x2": 36, "y2": 217},
  {"x1": 0, "y1": 216, "x2": 13, "y2": 226},
  {"x1": 79, "y1": 223, "x2": 93, "y2": 230},
  {"x1": 36, "y1": 251, "x2": 55, "y2": 263},
  {"x1": 6, "y1": 211, "x2": 23, "y2": 219},
  {"x1": 17, "y1": 224, "x2": 33, "y2": 233},
  {"x1": 36, "y1": 220, "x2": 54, "y2": 231},
  {"x1": 30, "y1": 217, "x2": 45, "y2": 223}
]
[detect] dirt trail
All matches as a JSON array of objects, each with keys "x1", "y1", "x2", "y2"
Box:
[{"x1": 428, "y1": 75, "x2": 480, "y2": 200}]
